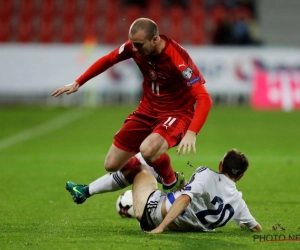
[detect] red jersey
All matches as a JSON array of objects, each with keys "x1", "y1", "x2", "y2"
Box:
[{"x1": 76, "y1": 35, "x2": 212, "y2": 134}]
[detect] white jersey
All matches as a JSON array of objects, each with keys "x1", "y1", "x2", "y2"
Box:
[{"x1": 164, "y1": 167, "x2": 258, "y2": 232}]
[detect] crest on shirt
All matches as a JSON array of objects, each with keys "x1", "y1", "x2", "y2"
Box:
[
  {"x1": 181, "y1": 67, "x2": 193, "y2": 79},
  {"x1": 149, "y1": 69, "x2": 157, "y2": 80}
]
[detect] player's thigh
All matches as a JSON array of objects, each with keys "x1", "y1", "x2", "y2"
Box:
[
  {"x1": 132, "y1": 165, "x2": 158, "y2": 220},
  {"x1": 154, "y1": 114, "x2": 192, "y2": 148},
  {"x1": 139, "y1": 133, "x2": 169, "y2": 161},
  {"x1": 105, "y1": 144, "x2": 136, "y2": 172},
  {"x1": 114, "y1": 117, "x2": 152, "y2": 152}
]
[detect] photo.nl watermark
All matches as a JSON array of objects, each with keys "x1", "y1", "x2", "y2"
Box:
[{"x1": 253, "y1": 234, "x2": 300, "y2": 242}]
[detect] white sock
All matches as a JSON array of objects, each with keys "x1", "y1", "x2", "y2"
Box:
[
  {"x1": 148, "y1": 166, "x2": 163, "y2": 184},
  {"x1": 135, "y1": 152, "x2": 162, "y2": 184},
  {"x1": 88, "y1": 172, "x2": 130, "y2": 195}
]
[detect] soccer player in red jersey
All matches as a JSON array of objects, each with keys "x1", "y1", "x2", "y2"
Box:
[{"x1": 52, "y1": 18, "x2": 213, "y2": 204}]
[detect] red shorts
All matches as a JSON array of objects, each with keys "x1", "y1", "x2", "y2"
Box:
[{"x1": 113, "y1": 111, "x2": 193, "y2": 153}]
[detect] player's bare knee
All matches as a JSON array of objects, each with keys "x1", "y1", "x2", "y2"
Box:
[
  {"x1": 139, "y1": 149, "x2": 155, "y2": 164},
  {"x1": 104, "y1": 159, "x2": 120, "y2": 172},
  {"x1": 140, "y1": 142, "x2": 155, "y2": 159}
]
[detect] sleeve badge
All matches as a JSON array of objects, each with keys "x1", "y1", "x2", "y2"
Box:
[{"x1": 181, "y1": 67, "x2": 193, "y2": 79}]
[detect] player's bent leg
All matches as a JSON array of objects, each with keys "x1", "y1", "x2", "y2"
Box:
[
  {"x1": 104, "y1": 144, "x2": 135, "y2": 172},
  {"x1": 132, "y1": 165, "x2": 158, "y2": 221},
  {"x1": 135, "y1": 153, "x2": 163, "y2": 184},
  {"x1": 163, "y1": 171, "x2": 186, "y2": 193},
  {"x1": 65, "y1": 181, "x2": 90, "y2": 204},
  {"x1": 139, "y1": 133, "x2": 168, "y2": 162},
  {"x1": 140, "y1": 133, "x2": 185, "y2": 191}
]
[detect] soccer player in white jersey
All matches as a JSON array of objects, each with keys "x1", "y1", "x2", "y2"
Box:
[
  {"x1": 132, "y1": 148, "x2": 262, "y2": 233},
  {"x1": 65, "y1": 148, "x2": 261, "y2": 232}
]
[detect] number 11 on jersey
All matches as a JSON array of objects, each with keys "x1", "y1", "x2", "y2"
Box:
[{"x1": 151, "y1": 82, "x2": 160, "y2": 95}]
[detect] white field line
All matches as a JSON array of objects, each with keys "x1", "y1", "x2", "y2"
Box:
[{"x1": 0, "y1": 109, "x2": 90, "y2": 151}]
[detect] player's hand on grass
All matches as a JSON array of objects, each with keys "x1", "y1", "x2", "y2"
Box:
[
  {"x1": 144, "y1": 227, "x2": 164, "y2": 234},
  {"x1": 51, "y1": 81, "x2": 80, "y2": 97},
  {"x1": 177, "y1": 130, "x2": 196, "y2": 155}
]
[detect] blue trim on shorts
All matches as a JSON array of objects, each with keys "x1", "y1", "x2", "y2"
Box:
[{"x1": 167, "y1": 192, "x2": 186, "y2": 216}]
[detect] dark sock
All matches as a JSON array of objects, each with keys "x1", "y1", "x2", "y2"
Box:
[{"x1": 83, "y1": 186, "x2": 91, "y2": 197}]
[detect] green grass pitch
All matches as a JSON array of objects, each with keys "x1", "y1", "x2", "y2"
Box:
[{"x1": 0, "y1": 105, "x2": 299, "y2": 250}]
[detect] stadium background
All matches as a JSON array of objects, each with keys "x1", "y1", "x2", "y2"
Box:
[{"x1": 0, "y1": 0, "x2": 299, "y2": 109}]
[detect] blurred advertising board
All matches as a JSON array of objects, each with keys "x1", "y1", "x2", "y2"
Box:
[
  {"x1": 0, "y1": 45, "x2": 299, "y2": 108},
  {"x1": 251, "y1": 70, "x2": 300, "y2": 111}
]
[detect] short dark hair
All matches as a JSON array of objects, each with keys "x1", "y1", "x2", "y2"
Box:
[
  {"x1": 130, "y1": 18, "x2": 158, "y2": 40},
  {"x1": 221, "y1": 149, "x2": 249, "y2": 178}
]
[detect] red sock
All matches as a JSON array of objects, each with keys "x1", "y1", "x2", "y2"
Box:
[
  {"x1": 122, "y1": 157, "x2": 141, "y2": 171},
  {"x1": 151, "y1": 153, "x2": 176, "y2": 185}
]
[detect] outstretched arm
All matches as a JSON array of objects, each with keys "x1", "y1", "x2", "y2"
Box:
[
  {"x1": 177, "y1": 84, "x2": 213, "y2": 155},
  {"x1": 51, "y1": 41, "x2": 133, "y2": 97},
  {"x1": 240, "y1": 223, "x2": 263, "y2": 232},
  {"x1": 51, "y1": 81, "x2": 80, "y2": 97},
  {"x1": 51, "y1": 53, "x2": 115, "y2": 97},
  {"x1": 145, "y1": 194, "x2": 191, "y2": 234}
]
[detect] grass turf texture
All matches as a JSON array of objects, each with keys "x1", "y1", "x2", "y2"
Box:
[{"x1": 0, "y1": 105, "x2": 299, "y2": 250}]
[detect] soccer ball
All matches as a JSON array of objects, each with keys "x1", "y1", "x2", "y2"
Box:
[{"x1": 116, "y1": 190, "x2": 135, "y2": 218}]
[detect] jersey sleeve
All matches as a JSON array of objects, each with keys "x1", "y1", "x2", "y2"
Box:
[
  {"x1": 188, "y1": 84, "x2": 213, "y2": 133},
  {"x1": 233, "y1": 199, "x2": 259, "y2": 229},
  {"x1": 76, "y1": 41, "x2": 133, "y2": 86},
  {"x1": 179, "y1": 167, "x2": 208, "y2": 200},
  {"x1": 170, "y1": 43, "x2": 213, "y2": 134}
]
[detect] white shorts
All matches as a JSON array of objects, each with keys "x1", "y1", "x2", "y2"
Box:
[{"x1": 139, "y1": 190, "x2": 166, "y2": 231}]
